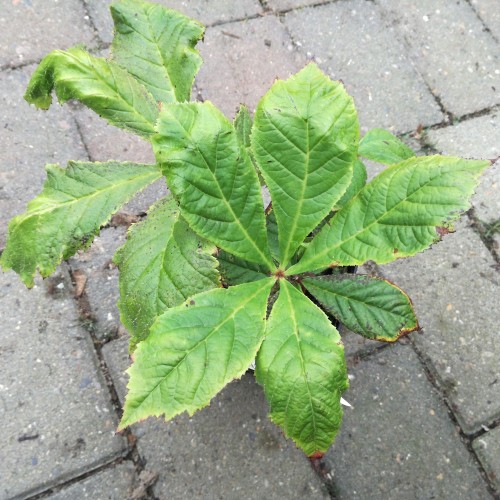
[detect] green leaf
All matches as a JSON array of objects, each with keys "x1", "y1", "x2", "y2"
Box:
[
  {"x1": 218, "y1": 251, "x2": 269, "y2": 286},
  {"x1": 119, "y1": 278, "x2": 275, "y2": 429},
  {"x1": 111, "y1": 0, "x2": 204, "y2": 103},
  {"x1": 234, "y1": 104, "x2": 252, "y2": 148},
  {"x1": 335, "y1": 159, "x2": 367, "y2": 209},
  {"x1": 288, "y1": 156, "x2": 490, "y2": 274},
  {"x1": 256, "y1": 280, "x2": 348, "y2": 456},
  {"x1": 114, "y1": 196, "x2": 220, "y2": 350},
  {"x1": 252, "y1": 63, "x2": 359, "y2": 267},
  {"x1": 303, "y1": 274, "x2": 419, "y2": 342},
  {"x1": 359, "y1": 128, "x2": 415, "y2": 165},
  {"x1": 153, "y1": 102, "x2": 275, "y2": 270},
  {"x1": 1, "y1": 161, "x2": 161, "y2": 287},
  {"x1": 25, "y1": 47, "x2": 158, "y2": 138}
]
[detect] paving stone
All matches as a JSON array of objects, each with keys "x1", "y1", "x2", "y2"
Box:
[
  {"x1": 377, "y1": 0, "x2": 500, "y2": 117},
  {"x1": 0, "y1": 66, "x2": 88, "y2": 248},
  {"x1": 0, "y1": 269, "x2": 125, "y2": 499},
  {"x1": 102, "y1": 336, "x2": 330, "y2": 499},
  {"x1": 196, "y1": 15, "x2": 307, "y2": 118},
  {"x1": 284, "y1": 1, "x2": 443, "y2": 134},
  {"x1": 83, "y1": 0, "x2": 263, "y2": 44},
  {"x1": 325, "y1": 343, "x2": 490, "y2": 499},
  {"x1": 470, "y1": 0, "x2": 500, "y2": 41},
  {"x1": 381, "y1": 225, "x2": 500, "y2": 435},
  {"x1": 0, "y1": 0, "x2": 95, "y2": 67},
  {"x1": 70, "y1": 226, "x2": 127, "y2": 342},
  {"x1": 47, "y1": 461, "x2": 137, "y2": 500},
  {"x1": 73, "y1": 106, "x2": 168, "y2": 215},
  {"x1": 266, "y1": 0, "x2": 332, "y2": 11},
  {"x1": 426, "y1": 112, "x2": 500, "y2": 223},
  {"x1": 473, "y1": 426, "x2": 500, "y2": 493}
]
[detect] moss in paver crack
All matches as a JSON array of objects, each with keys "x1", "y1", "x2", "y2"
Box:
[{"x1": 0, "y1": 0, "x2": 491, "y2": 459}]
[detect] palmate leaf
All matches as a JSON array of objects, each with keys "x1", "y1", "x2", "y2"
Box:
[
  {"x1": 114, "y1": 196, "x2": 220, "y2": 351},
  {"x1": 303, "y1": 274, "x2": 419, "y2": 341},
  {"x1": 0, "y1": 161, "x2": 161, "y2": 287},
  {"x1": 111, "y1": 0, "x2": 204, "y2": 103},
  {"x1": 25, "y1": 47, "x2": 158, "y2": 138},
  {"x1": 256, "y1": 280, "x2": 348, "y2": 456},
  {"x1": 252, "y1": 63, "x2": 359, "y2": 267},
  {"x1": 153, "y1": 102, "x2": 275, "y2": 270},
  {"x1": 288, "y1": 156, "x2": 490, "y2": 274},
  {"x1": 119, "y1": 278, "x2": 274, "y2": 429},
  {"x1": 358, "y1": 128, "x2": 415, "y2": 165}
]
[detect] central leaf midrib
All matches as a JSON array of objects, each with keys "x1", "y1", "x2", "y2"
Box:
[
  {"x1": 281, "y1": 111, "x2": 310, "y2": 267},
  {"x1": 145, "y1": 5, "x2": 177, "y2": 99}
]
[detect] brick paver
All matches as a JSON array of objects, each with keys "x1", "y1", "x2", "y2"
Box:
[
  {"x1": 196, "y1": 14, "x2": 306, "y2": 117},
  {"x1": 377, "y1": 0, "x2": 500, "y2": 117},
  {"x1": 284, "y1": 1, "x2": 443, "y2": 133},
  {"x1": 473, "y1": 426, "x2": 500, "y2": 493},
  {"x1": 0, "y1": 270, "x2": 125, "y2": 499},
  {"x1": 47, "y1": 461, "x2": 137, "y2": 500},
  {"x1": 84, "y1": 0, "x2": 263, "y2": 44},
  {"x1": 382, "y1": 224, "x2": 500, "y2": 435},
  {"x1": 0, "y1": 0, "x2": 95, "y2": 67},
  {"x1": 326, "y1": 343, "x2": 490, "y2": 499}
]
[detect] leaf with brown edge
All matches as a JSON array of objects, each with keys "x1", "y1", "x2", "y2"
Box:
[
  {"x1": 289, "y1": 156, "x2": 490, "y2": 274},
  {"x1": 303, "y1": 274, "x2": 419, "y2": 342}
]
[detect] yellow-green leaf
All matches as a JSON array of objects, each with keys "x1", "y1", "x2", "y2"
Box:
[
  {"x1": 256, "y1": 280, "x2": 348, "y2": 456},
  {"x1": 119, "y1": 278, "x2": 274, "y2": 429}
]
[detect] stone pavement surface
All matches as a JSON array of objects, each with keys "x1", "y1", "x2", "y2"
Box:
[{"x1": 0, "y1": 0, "x2": 499, "y2": 499}]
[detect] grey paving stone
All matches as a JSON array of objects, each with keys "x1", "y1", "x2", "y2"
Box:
[
  {"x1": 473, "y1": 426, "x2": 500, "y2": 493},
  {"x1": 102, "y1": 336, "x2": 330, "y2": 499},
  {"x1": 381, "y1": 225, "x2": 500, "y2": 435},
  {"x1": 47, "y1": 461, "x2": 137, "y2": 500},
  {"x1": 0, "y1": 269, "x2": 125, "y2": 499},
  {"x1": 377, "y1": 0, "x2": 500, "y2": 117},
  {"x1": 0, "y1": 0, "x2": 95, "y2": 67},
  {"x1": 325, "y1": 343, "x2": 491, "y2": 499},
  {"x1": 70, "y1": 226, "x2": 127, "y2": 342},
  {"x1": 73, "y1": 106, "x2": 168, "y2": 215},
  {"x1": 266, "y1": 0, "x2": 332, "y2": 11},
  {"x1": 284, "y1": 1, "x2": 442, "y2": 134},
  {"x1": 341, "y1": 325, "x2": 386, "y2": 359},
  {"x1": 470, "y1": 0, "x2": 500, "y2": 41},
  {"x1": 83, "y1": 0, "x2": 263, "y2": 44},
  {"x1": 196, "y1": 15, "x2": 307, "y2": 118},
  {"x1": 0, "y1": 66, "x2": 88, "y2": 248},
  {"x1": 426, "y1": 113, "x2": 500, "y2": 223}
]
